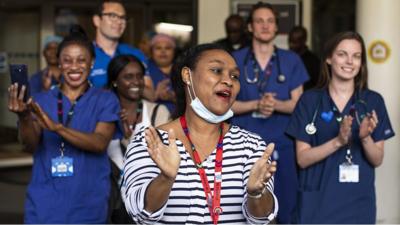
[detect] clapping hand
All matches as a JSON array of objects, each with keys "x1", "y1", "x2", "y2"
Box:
[
  {"x1": 42, "y1": 70, "x2": 53, "y2": 91},
  {"x1": 145, "y1": 127, "x2": 181, "y2": 180},
  {"x1": 156, "y1": 79, "x2": 175, "y2": 101},
  {"x1": 337, "y1": 115, "x2": 353, "y2": 146},
  {"x1": 120, "y1": 108, "x2": 133, "y2": 139},
  {"x1": 42, "y1": 67, "x2": 61, "y2": 91},
  {"x1": 30, "y1": 100, "x2": 61, "y2": 132},
  {"x1": 258, "y1": 93, "x2": 276, "y2": 117},
  {"x1": 247, "y1": 143, "x2": 277, "y2": 195},
  {"x1": 359, "y1": 110, "x2": 378, "y2": 139}
]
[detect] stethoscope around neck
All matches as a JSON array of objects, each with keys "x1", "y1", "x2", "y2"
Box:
[
  {"x1": 305, "y1": 91, "x2": 368, "y2": 135},
  {"x1": 243, "y1": 45, "x2": 286, "y2": 85}
]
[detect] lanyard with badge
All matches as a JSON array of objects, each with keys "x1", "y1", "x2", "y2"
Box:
[
  {"x1": 338, "y1": 102, "x2": 366, "y2": 183},
  {"x1": 51, "y1": 90, "x2": 85, "y2": 177},
  {"x1": 180, "y1": 116, "x2": 224, "y2": 225},
  {"x1": 305, "y1": 91, "x2": 367, "y2": 183}
]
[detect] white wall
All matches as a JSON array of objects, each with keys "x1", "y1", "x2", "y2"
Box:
[
  {"x1": 302, "y1": 0, "x2": 312, "y2": 48},
  {"x1": 356, "y1": 0, "x2": 400, "y2": 223},
  {"x1": 197, "y1": 0, "x2": 230, "y2": 44}
]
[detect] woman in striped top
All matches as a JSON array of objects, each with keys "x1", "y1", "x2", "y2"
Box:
[{"x1": 122, "y1": 43, "x2": 278, "y2": 224}]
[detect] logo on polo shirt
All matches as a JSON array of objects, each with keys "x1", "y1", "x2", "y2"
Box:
[{"x1": 90, "y1": 68, "x2": 106, "y2": 77}]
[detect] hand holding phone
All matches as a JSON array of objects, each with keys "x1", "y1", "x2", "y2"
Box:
[
  {"x1": 9, "y1": 64, "x2": 30, "y2": 102},
  {"x1": 8, "y1": 83, "x2": 31, "y2": 117}
]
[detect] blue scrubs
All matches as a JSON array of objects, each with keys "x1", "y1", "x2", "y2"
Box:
[
  {"x1": 232, "y1": 46, "x2": 309, "y2": 223},
  {"x1": 25, "y1": 86, "x2": 120, "y2": 223},
  {"x1": 29, "y1": 69, "x2": 59, "y2": 95},
  {"x1": 286, "y1": 89, "x2": 395, "y2": 223},
  {"x1": 147, "y1": 59, "x2": 175, "y2": 113},
  {"x1": 90, "y1": 42, "x2": 147, "y2": 88}
]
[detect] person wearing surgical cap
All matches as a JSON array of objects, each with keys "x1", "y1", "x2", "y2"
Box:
[
  {"x1": 147, "y1": 33, "x2": 177, "y2": 113},
  {"x1": 29, "y1": 35, "x2": 63, "y2": 94}
]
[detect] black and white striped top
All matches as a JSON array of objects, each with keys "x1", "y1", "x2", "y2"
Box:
[{"x1": 122, "y1": 125, "x2": 278, "y2": 225}]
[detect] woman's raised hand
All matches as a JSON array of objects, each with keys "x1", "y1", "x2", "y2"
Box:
[
  {"x1": 8, "y1": 83, "x2": 31, "y2": 117},
  {"x1": 120, "y1": 108, "x2": 133, "y2": 139},
  {"x1": 337, "y1": 115, "x2": 353, "y2": 146},
  {"x1": 247, "y1": 143, "x2": 277, "y2": 195},
  {"x1": 145, "y1": 127, "x2": 181, "y2": 180},
  {"x1": 29, "y1": 101, "x2": 62, "y2": 132},
  {"x1": 359, "y1": 110, "x2": 378, "y2": 139}
]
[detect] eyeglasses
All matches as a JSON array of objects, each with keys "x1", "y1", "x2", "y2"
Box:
[{"x1": 100, "y1": 12, "x2": 127, "y2": 23}]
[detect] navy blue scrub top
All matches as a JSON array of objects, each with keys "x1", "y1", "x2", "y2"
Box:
[
  {"x1": 286, "y1": 89, "x2": 395, "y2": 223},
  {"x1": 148, "y1": 59, "x2": 175, "y2": 113},
  {"x1": 25, "y1": 86, "x2": 120, "y2": 223},
  {"x1": 232, "y1": 46, "x2": 309, "y2": 145},
  {"x1": 232, "y1": 47, "x2": 309, "y2": 223}
]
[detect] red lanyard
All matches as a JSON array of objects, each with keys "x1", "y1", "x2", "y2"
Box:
[{"x1": 180, "y1": 116, "x2": 224, "y2": 224}]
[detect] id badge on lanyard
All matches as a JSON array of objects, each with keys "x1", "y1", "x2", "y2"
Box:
[
  {"x1": 180, "y1": 116, "x2": 224, "y2": 224},
  {"x1": 339, "y1": 163, "x2": 359, "y2": 183},
  {"x1": 52, "y1": 156, "x2": 74, "y2": 177},
  {"x1": 339, "y1": 148, "x2": 359, "y2": 183},
  {"x1": 51, "y1": 91, "x2": 82, "y2": 177}
]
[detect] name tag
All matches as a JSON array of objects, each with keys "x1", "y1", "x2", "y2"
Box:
[
  {"x1": 52, "y1": 156, "x2": 74, "y2": 177},
  {"x1": 339, "y1": 164, "x2": 359, "y2": 183}
]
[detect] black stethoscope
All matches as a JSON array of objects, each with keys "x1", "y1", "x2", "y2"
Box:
[
  {"x1": 305, "y1": 91, "x2": 368, "y2": 135},
  {"x1": 243, "y1": 46, "x2": 286, "y2": 85}
]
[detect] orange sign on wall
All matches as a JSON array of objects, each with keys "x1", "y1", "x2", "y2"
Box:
[{"x1": 368, "y1": 40, "x2": 390, "y2": 64}]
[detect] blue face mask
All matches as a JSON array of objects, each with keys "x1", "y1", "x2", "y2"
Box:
[{"x1": 187, "y1": 70, "x2": 234, "y2": 124}]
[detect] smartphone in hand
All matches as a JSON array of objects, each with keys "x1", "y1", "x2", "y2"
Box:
[{"x1": 9, "y1": 64, "x2": 30, "y2": 102}]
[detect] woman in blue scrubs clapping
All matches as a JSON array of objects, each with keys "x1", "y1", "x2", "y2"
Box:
[
  {"x1": 8, "y1": 26, "x2": 120, "y2": 223},
  {"x1": 286, "y1": 31, "x2": 395, "y2": 223}
]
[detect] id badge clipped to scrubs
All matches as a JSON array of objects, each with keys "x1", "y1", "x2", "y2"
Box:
[
  {"x1": 339, "y1": 149, "x2": 359, "y2": 183},
  {"x1": 339, "y1": 163, "x2": 359, "y2": 183},
  {"x1": 51, "y1": 156, "x2": 74, "y2": 177}
]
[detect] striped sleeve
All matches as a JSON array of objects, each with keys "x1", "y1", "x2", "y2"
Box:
[
  {"x1": 241, "y1": 132, "x2": 278, "y2": 224},
  {"x1": 121, "y1": 127, "x2": 167, "y2": 224}
]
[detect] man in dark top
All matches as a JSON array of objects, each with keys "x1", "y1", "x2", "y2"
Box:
[
  {"x1": 288, "y1": 26, "x2": 320, "y2": 90},
  {"x1": 215, "y1": 14, "x2": 250, "y2": 53}
]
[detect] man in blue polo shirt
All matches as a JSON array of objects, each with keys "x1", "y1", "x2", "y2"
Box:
[{"x1": 91, "y1": 0, "x2": 155, "y2": 100}]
